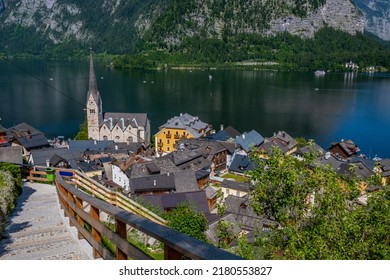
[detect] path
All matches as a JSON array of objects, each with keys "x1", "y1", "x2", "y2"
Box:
[{"x1": 0, "y1": 182, "x2": 91, "y2": 260}]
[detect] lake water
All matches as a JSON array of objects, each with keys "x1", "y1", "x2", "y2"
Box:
[{"x1": 1, "y1": 59, "x2": 389, "y2": 158}]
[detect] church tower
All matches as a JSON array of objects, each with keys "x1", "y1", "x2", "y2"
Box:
[{"x1": 86, "y1": 50, "x2": 103, "y2": 140}]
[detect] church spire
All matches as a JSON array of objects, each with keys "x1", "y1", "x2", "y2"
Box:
[
  {"x1": 86, "y1": 48, "x2": 103, "y2": 140},
  {"x1": 89, "y1": 48, "x2": 99, "y2": 99}
]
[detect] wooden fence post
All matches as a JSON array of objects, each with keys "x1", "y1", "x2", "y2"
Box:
[
  {"x1": 90, "y1": 205, "x2": 102, "y2": 259},
  {"x1": 115, "y1": 219, "x2": 127, "y2": 260},
  {"x1": 164, "y1": 244, "x2": 184, "y2": 260},
  {"x1": 67, "y1": 191, "x2": 75, "y2": 226},
  {"x1": 75, "y1": 197, "x2": 85, "y2": 240}
]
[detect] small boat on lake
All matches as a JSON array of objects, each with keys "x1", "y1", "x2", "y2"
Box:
[{"x1": 314, "y1": 70, "x2": 326, "y2": 76}]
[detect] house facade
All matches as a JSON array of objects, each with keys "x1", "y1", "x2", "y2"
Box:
[
  {"x1": 155, "y1": 113, "x2": 213, "y2": 155},
  {"x1": 86, "y1": 51, "x2": 150, "y2": 146}
]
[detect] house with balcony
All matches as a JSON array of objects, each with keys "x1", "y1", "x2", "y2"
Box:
[{"x1": 155, "y1": 113, "x2": 213, "y2": 155}]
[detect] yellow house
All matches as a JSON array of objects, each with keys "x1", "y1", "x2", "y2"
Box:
[{"x1": 155, "y1": 113, "x2": 212, "y2": 155}]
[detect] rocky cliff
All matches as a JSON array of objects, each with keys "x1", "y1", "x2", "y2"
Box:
[
  {"x1": 352, "y1": 0, "x2": 390, "y2": 41},
  {"x1": 0, "y1": 0, "x2": 384, "y2": 55}
]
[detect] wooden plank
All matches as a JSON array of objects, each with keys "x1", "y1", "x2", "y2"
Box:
[
  {"x1": 27, "y1": 176, "x2": 50, "y2": 182},
  {"x1": 30, "y1": 171, "x2": 47, "y2": 175}
]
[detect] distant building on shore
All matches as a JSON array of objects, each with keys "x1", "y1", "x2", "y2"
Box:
[{"x1": 86, "y1": 50, "x2": 150, "y2": 146}]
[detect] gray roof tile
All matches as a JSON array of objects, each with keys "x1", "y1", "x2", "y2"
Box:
[
  {"x1": 0, "y1": 146, "x2": 23, "y2": 165},
  {"x1": 159, "y1": 113, "x2": 211, "y2": 138}
]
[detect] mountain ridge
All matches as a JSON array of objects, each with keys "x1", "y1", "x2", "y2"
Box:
[{"x1": 1, "y1": 0, "x2": 385, "y2": 56}]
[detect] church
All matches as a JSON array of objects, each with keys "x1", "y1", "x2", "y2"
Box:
[{"x1": 86, "y1": 51, "x2": 150, "y2": 146}]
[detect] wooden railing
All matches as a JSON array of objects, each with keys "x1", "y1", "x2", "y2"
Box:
[
  {"x1": 28, "y1": 166, "x2": 166, "y2": 225},
  {"x1": 55, "y1": 172, "x2": 242, "y2": 260},
  {"x1": 27, "y1": 169, "x2": 51, "y2": 182}
]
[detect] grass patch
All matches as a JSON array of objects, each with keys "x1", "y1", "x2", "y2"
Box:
[{"x1": 221, "y1": 173, "x2": 249, "y2": 183}]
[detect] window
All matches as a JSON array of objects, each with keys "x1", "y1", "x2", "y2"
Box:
[
  {"x1": 127, "y1": 136, "x2": 133, "y2": 143},
  {"x1": 115, "y1": 136, "x2": 120, "y2": 140},
  {"x1": 167, "y1": 146, "x2": 170, "y2": 152},
  {"x1": 90, "y1": 109, "x2": 95, "y2": 114},
  {"x1": 167, "y1": 139, "x2": 170, "y2": 144},
  {"x1": 103, "y1": 135, "x2": 108, "y2": 140}
]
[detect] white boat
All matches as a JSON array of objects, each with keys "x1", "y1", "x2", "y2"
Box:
[{"x1": 314, "y1": 70, "x2": 326, "y2": 76}]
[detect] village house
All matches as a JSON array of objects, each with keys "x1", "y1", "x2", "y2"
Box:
[
  {"x1": 142, "y1": 191, "x2": 219, "y2": 223},
  {"x1": 219, "y1": 180, "x2": 252, "y2": 200},
  {"x1": 86, "y1": 51, "x2": 150, "y2": 146},
  {"x1": 228, "y1": 154, "x2": 256, "y2": 175},
  {"x1": 206, "y1": 195, "x2": 276, "y2": 245},
  {"x1": 234, "y1": 130, "x2": 264, "y2": 154},
  {"x1": 328, "y1": 139, "x2": 360, "y2": 159},
  {"x1": 336, "y1": 161, "x2": 374, "y2": 191},
  {"x1": 313, "y1": 151, "x2": 345, "y2": 170},
  {"x1": 155, "y1": 113, "x2": 213, "y2": 155},
  {"x1": 127, "y1": 169, "x2": 199, "y2": 196},
  {"x1": 174, "y1": 138, "x2": 230, "y2": 176},
  {"x1": 294, "y1": 142, "x2": 324, "y2": 159},
  {"x1": 5, "y1": 123, "x2": 50, "y2": 158},
  {"x1": 258, "y1": 130, "x2": 298, "y2": 158},
  {"x1": 206, "y1": 125, "x2": 241, "y2": 142},
  {"x1": 109, "y1": 155, "x2": 149, "y2": 191},
  {"x1": 28, "y1": 148, "x2": 82, "y2": 169}
]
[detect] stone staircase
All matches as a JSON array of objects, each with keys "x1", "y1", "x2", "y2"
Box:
[{"x1": 0, "y1": 182, "x2": 91, "y2": 260}]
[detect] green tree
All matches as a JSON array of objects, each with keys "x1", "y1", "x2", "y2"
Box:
[
  {"x1": 216, "y1": 220, "x2": 237, "y2": 249},
  {"x1": 0, "y1": 170, "x2": 16, "y2": 237},
  {"x1": 248, "y1": 147, "x2": 389, "y2": 259},
  {"x1": 163, "y1": 202, "x2": 208, "y2": 243},
  {"x1": 75, "y1": 116, "x2": 88, "y2": 140},
  {"x1": 0, "y1": 163, "x2": 22, "y2": 196}
]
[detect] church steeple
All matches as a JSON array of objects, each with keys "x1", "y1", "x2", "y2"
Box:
[
  {"x1": 86, "y1": 49, "x2": 103, "y2": 140},
  {"x1": 88, "y1": 49, "x2": 101, "y2": 106}
]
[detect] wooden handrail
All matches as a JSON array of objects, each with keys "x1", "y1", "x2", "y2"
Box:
[
  {"x1": 29, "y1": 166, "x2": 166, "y2": 225},
  {"x1": 55, "y1": 173, "x2": 242, "y2": 260}
]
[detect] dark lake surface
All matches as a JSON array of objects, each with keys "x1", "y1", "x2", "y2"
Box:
[{"x1": 1, "y1": 59, "x2": 389, "y2": 158}]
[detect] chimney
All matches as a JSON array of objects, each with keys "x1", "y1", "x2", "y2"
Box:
[
  {"x1": 120, "y1": 118, "x2": 125, "y2": 130},
  {"x1": 109, "y1": 117, "x2": 113, "y2": 130},
  {"x1": 325, "y1": 152, "x2": 331, "y2": 160},
  {"x1": 153, "y1": 180, "x2": 156, "y2": 186},
  {"x1": 220, "y1": 124, "x2": 224, "y2": 131},
  {"x1": 94, "y1": 140, "x2": 97, "y2": 145},
  {"x1": 115, "y1": 145, "x2": 118, "y2": 150}
]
